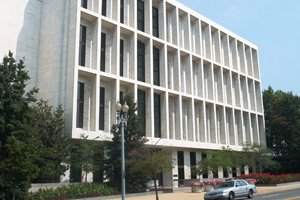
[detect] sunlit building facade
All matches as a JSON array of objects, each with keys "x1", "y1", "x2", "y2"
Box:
[{"x1": 0, "y1": 0, "x2": 265, "y2": 187}]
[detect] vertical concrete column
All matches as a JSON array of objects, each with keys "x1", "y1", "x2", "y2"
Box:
[{"x1": 159, "y1": 0, "x2": 165, "y2": 40}]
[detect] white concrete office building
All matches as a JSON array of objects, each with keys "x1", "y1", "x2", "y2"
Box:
[{"x1": 0, "y1": 0, "x2": 265, "y2": 187}]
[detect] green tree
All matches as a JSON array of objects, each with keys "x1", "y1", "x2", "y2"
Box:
[
  {"x1": 242, "y1": 143, "x2": 279, "y2": 174},
  {"x1": 263, "y1": 86, "x2": 300, "y2": 173},
  {"x1": 31, "y1": 99, "x2": 72, "y2": 183},
  {"x1": 0, "y1": 51, "x2": 38, "y2": 199},
  {"x1": 105, "y1": 91, "x2": 151, "y2": 193},
  {"x1": 70, "y1": 134, "x2": 104, "y2": 182},
  {"x1": 196, "y1": 146, "x2": 241, "y2": 178},
  {"x1": 128, "y1": 141, "x2": 174, "y2": 200},
  {"x1": 196, "y1": 145, "x2": 277, "y2": 177}
]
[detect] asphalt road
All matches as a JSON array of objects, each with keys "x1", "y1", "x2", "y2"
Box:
[{"x1": 254, "y1": 189, "x2": 300, "y2": 200}]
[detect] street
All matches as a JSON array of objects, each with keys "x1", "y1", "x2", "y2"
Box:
[{"x1": 253, "y1": 189, "x2": 300, "y2": 200}]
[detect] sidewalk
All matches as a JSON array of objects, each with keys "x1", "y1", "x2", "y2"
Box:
[{"x1": 98, "y1": 183, "x2": 300, "y2": 200}]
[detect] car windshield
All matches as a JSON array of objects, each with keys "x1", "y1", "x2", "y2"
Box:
[{"x1": 215, "y1": 181, "x2": 234, "y2": 189}]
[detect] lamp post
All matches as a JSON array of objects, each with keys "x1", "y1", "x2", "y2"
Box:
[{"x1": 115, "y1": 101, "x2": 129, "y2": 200}]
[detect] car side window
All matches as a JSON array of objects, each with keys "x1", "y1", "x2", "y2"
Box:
[
  {"x1": 236, "y1": 181, "x2": 240, "y2": 187},
  {"x1": 240, "y1": 181, "x2": 247, "y2": 186}
]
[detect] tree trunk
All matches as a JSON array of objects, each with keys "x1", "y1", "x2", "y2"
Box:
[
  {"x1": 154, "y1": 174, "x2": 159, "y2": 200},
  {"x1": 85, "y1": 171, "x2": 88, "y2": 182}
]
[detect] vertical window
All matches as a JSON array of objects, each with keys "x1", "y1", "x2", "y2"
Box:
[
  {"x1": 120, "y1": 0, "x2": 124, "y2": 23},
  {"x1": 241, "y1": 165, "x2": 245, "y2": 175},
  {"x1": 81, "y1": 0, "x2": 87, "y2": 9},
  {"x1": 223, "y1": 167, "x2": 228, "y2": 178},
  {"x1": 101, "y1": 33, "x2": 106, "y2": 72},
  {"x1": 202, "y1": 153, "x2": 208, "y2": 178},
  {"x1": 120, "y1": 91, "x2": 124, "y2": 105},
  {"x1": 79, "y1": 25, "x2": 86, "y2": 66},
  {"x1": 190, "y1": 152, "x2": 197, "y2": 179},
  {"x1": 232, "y1": 167, "x2": 237, "y2": 177},
  {"x1": 153, "y1": 47, "x2": 160, "y2": 86},
  {"x1": 178, "y1": 151, "x2": 184, "y2": 185},
  {"x1": 77, "y1": 82, "x2": 84, "y2": 128},
  {"x1": 102, "y1": 0, "x2": 107, "y2": 16},
  {"x1": 154, "y1": 93, "x2": 161, "y2": 138},
  {"x1": 93, "y1": 146, "x2": 104, "y2": 183},
  {"x1": 249, "y1": 166, "x2": 253, "y2": 174},
  {"x1": 138, "y1": 89, "x2": 146, "y2": 130},
  {"x1": 99, "y1": 87, "x2": 105, "y2": 130},
  {"x1": 70, "y1": 145, "x2": 82, "y2": 182},
  {"x1": 120, "y1": 39, "x2": 124, "y2": 77},
  {"x1": 137, "y1": 41, "x2": 145, "y2": 82},
  {"x1": 152, "y1": 7, "x2": 159, "y2": 37},
  {"x1": 137, "y1": 0, "x2": 144, "y2": 32}
]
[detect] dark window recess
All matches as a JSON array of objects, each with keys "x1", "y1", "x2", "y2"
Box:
[
  {"x1": 137, "y1": 0, "x2": 144, "y2": 31},
  {"x1": 77, "y1": 82, "x2": 84, "y2": 128},
  {"x1": 93, "y1": 146, "x2": 104, "y2": 183},
  {"x1": 178, "y1": 151, "x2": 184, "y2": 185},
  {"x1": 102, "y1": 0, "x2": 107, "y2": 16},
  {"x1": 232, "y1": 167, "x2": 237, "y2": 177},
  {"x1": 79, "y1": 25, "x2": 86, "y2": 66},
  {"x1": 70, "y1": 145, "x2": 82, "y2": 183},
  {"x1": 178, "y1": 151, "x2": 184, "y2": 166},
  {"x1": 249, "y1": 166, "x2": 253, "y2": 174},
  {"x1": 213, "y1": 170, "x2": 218, "y2": 178},
  {"x1": 241, "y1": 165, "x2": 245, "y2": 175},
  {"x1": 154, "y1": 93, "x2": 161, "y2": 138},
  {"x1": 120, "y1": 91, "x2": 124, "y2": 105},
  {"x1": 101, "y1": 32, "x2": 106, "y2": 72},
  {"x1": 99, "y1": 87, "x2": 105, "y2": 130},
  {"x1": 137, "y1": 41, "x2": 145, "y2": 82},
  {"x1": 202, "y1": 153, "x2": 208, "y2": 178},
  {"x1": 81, "y1": 0, "x2": 87, "y2": 8},
  {"x1": 156, "y1": 172, "x2": 163, "y2": 186},
  {"x1": 120, "y1": 0, "x2": 124, "y2": 23},
  {"x1": 152, "y1": 7, "x2": 159, "y2": 37},
  {"x1": 223, "y1": 167, "x2": 228, "y2": 178},
  {"x1": 70, "y1": 165, "x2": 82, "y2": 183},
  {"x1": 190, "y1": 152, "x2": 197, "y2": 179},
  {"x1": 153, "y1": 47, "x2": 160, "y2": 86},
  {"x1": 138, "y1": 89, "x2": 146, "y2": 130},
  {"x1": 120, "y1": 39, "x2": 124, "y2": 76}
]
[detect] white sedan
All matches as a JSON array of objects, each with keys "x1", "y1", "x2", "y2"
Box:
[{"x1": 204, "y1": 180, "x2": 257, "y2": 200}]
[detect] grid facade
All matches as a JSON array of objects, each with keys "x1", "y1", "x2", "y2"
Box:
[
  {"x1": 71, "y1": 0, "x2": 266, "y2": 185},
  {"x1": 0, "y1": 0, "x2": 266, "y2": 186},
  {"x1": 73, "y1": 0, "x2": 265, "y2": 149}
]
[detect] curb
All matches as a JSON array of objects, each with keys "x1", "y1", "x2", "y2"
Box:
[{"x1": 72, "y1": 191, "x2": 163, "y2": 200}]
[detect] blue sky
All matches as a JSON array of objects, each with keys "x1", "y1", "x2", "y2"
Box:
[{"x1": 176, "y1": 0, "x2": 300, "y2": 95}]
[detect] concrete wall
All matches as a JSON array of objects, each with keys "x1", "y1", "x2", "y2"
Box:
[{"x1": 0, "y1": 0, "x2": 42, "y2": 91}]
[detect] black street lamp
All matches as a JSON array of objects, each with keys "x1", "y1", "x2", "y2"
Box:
[{"x1": 115, "y1": 101, "x2": 129, "y2": 200}]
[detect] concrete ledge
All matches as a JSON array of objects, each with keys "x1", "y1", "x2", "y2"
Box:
[{"x1": 72, "y1": 191, "x2": 163, "y2": 200}]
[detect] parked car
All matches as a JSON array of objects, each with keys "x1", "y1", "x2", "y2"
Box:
[{"x1": 204, "y1": 179, "x2": 257, "y2": 200}]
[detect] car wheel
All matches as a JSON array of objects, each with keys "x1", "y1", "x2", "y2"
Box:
[
  {"x1": 247, "y1": 189, "x2": 253, "y2": 199},
  {"x1": 228, "y1": 192, "x2": 235, "y2": 200}
]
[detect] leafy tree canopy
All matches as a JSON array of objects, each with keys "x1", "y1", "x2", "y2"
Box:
[
  {"x1": 0, "y1": 51, "x2": 38, "y2": 199},
  {"x1": 128, "y1": 145, "x2": 174, "y2": 200},
  {"x1": 196, "y1": 144, "x2": 277, "y2": 177},
  {"x1": 31, "y1": 99, "x2": 72, "y2": 183},
  {"x1": 70, "y1": 134, "x2": 104, "y2": 182},
  {"x1": 263, "y1": 86, "x2": 300, "y2": 173},
  {"x1": 105, "y1": 91, "x2": 151, "y2": 193}
]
